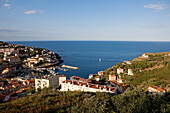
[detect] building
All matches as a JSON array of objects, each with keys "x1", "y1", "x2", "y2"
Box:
[
  {"x1": 60, "y1": 80, "x2": 117, "y2": 94},
  {"x1": 117, "y1": 68, "x2": 124, "y2": 74},
  {"x1": 109, "y1": 81, "x2": 127, "y2": 93},
  {"x1": 109, "y1": 74, "x2": 116, "y2": 81},
  {"x1": 95, "y1": 76, "x2": 100, "y2": 81},
  {"x1": 142, "y1": 54, "x2": 149, "y2": 58},
  {"x1": 0, "y1": 48, "x2": 15, "y2": 54},
  {"x1": 70, "y1": 76, "x2": 90, "y2": 83},
  {"x1": 57, "y1": 75, "x2": 66, "y2": 86},
  {"x1": 98, "y1": 71, "x2": 104, "y2": 76},
  {"x1": 35, "y1": 76, "x2": 59, "y2": 91},
  {"x1": 128, "y1": 69, "x2": 133, "y2": 75},
  {"x1": 6, "y1": 57, "x2": 20, "y2": 63},
  {"x1": 89, "y1": 74, "x2": 94, "y2": 79},
  {"x1": 124, "y1": 60, "x2": 132, "y2": 65},
  {"x1": 1, "y1": 67, "x2": 16, "y2": 76},
  {"x1": 148, "y1": 85, "x2": 166, "y2": 95}
]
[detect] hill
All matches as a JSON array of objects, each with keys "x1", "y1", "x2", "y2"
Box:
[{"x1": 0, "y1": 52, "x2": 170, "y2": 113}]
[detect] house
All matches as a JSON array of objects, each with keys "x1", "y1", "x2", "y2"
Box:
[
  {"x1": 109, "y1": 81, "x2": 127, "y2": 93},
  {"x1": 117, "y1": 78, "x2": 123, "y2": 83},
  {"x1": 148, "y1": 85, "x2": 166, "y2": 95},
  {"x1": 57, "y1": 75, "x2": 66, "y2": 86},
  {"x1": 89, "y1": 74, "x2": 94, "y2": 79},
  {"x1": 60, "y1": 80, "x2": 117, "y2": 94},
  {"x1": 117, "y1": 68, "x2": 124, "y2": 74},
  {"x1": 142, "y1": 54, "x2": 149, "y2": 58},
  {"x1": 128, "y1": 69, "x2": 133, "y2": 75},
  {"x1": 70, "y1": 76, "x2": 90, "y2": 83},
  {"x1": 95, "y1": 76, "x2": 100, "y2": 81},
  {"x1": 0, "y1": 48, "x2": 15, "y2": 54},
  {"x1": 35, "y1": 76, "x2": 59, "y2": 91},
  {"x1": 98, "y1": 71, "x2": 104, "y2": 76},
  {"x1": 1, "y1": 67, "x2": 16, "y2": 76},
  {"x1": 109, "y1": 74, "x2": 116, "y2": 81},
  {"x1": 124, "y1": 60, "x2": 132, "y2": 65}
]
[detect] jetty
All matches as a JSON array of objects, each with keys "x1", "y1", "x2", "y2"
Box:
[{"x1": 61, "y1": 65, "x2": 79, "y2": 70}]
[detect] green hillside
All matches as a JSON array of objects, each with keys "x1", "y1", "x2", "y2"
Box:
[{"x1": 0, "y1": 88, "x2": 169, "y2": 113}]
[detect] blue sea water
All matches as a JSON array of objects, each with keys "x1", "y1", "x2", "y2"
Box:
[{"x1": 9, "y1": 41, "x2": 170, "y2": 79}]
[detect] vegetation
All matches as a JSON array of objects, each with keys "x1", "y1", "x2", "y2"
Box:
[{"x1": 0, "y1": 87, "x2": 169, "y2": 113}]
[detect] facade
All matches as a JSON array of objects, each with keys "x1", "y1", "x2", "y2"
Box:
[
  {"x1": 60, "y1": 80, "x2": 117, "y2": 94},
  {"x1": 124, "y1": 60, "x2": 132, "y2": 65},
  {"x1": 128, "y1": 69, "x2": 133, "y2": 75},
  {"x1": 148, "y1": 85, "x2": 166, "y2": 95},
  {"x1": 109, "y1": 74, "x2": 116, "y2": 81},
  {"x1": 57, "y1": 75, "x2": 66, "y2": 86},
  {"x1": 98, "y1": 71, "x2": 104, "y2": 76},
  {"x1": 142, "y1": 54, "x2": 149, "y2": 58},
  {"x1": 0, "y1": 48, "x2": 15, "y2": 53},
  {"x1": 117, "y1": 68, "x2": 124, "y2": 74},
  {"x1": 95, "y1": 76, "x2": 100, "y2": 81},
  {"x1": 109, "y1": 81, "x2": 127, "y2": 93},
  {"x1": 35, "y1": 76, "x2": 59, "y2": 91},
  {"x1": 89, "y1": 74, "x2": 94, "y2": 79}
]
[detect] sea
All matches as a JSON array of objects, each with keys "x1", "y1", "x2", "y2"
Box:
[{"x1": 9, "y1": 41, "x2": 170, "y2": 79}]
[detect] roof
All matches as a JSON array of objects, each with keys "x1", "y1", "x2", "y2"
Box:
[
  {"x1": 98, "y1": 71, "x2": 104, "y2": 74},
  {"x1": 89, "y1": 74, "x2": 94, "y2": 77},
  {"x1": 149, "y1": 85, "x2": 165, "y2": 92},
  {"x1": 70, "y1": 76, "x2": 89, "y2": 83},
  {"x1": 117, "y1": 67, "x2": 122, "y2": 70},
  {"x1": 62, "y1": 80, "x2": 117, "y2": 93},
  {"x1": 109, "y1": 74, "x2": 116, "y2": 77},
  {"x1": 128, "y1": 69, "x2": 132, "y2": 71},
  {"x1": 57, "y1": 75, "x2": 66, "y2": 77}
]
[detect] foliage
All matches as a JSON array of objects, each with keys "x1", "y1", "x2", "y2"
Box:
[{"x1": 0, "y1": 87, "x2": 169, "y2": 113}]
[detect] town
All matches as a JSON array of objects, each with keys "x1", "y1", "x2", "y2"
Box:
[{"x1": 0, "y1": 41, "x2": 167, "y2": 102}]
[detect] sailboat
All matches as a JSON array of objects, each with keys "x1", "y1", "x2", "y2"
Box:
[{"x1": 99, "y1": 58, "x2": 101, "y2": 62}]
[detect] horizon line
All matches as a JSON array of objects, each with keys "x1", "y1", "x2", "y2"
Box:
[{"x1": 3, "y1": 40, "x2": 170, "y2": 42}]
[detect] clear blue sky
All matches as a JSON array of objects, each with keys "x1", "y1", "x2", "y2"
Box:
[{"x1": 0, "y1": 0, "x2": 170, "y2": 41}]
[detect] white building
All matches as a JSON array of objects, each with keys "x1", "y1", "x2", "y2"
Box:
[
  {"x1": 95, "y1": 76, "x2": 100, "y2": 81},
  {"x1": 142, "y1": 54, "x2": 149, "y2": 58},
  {"x1": 98, "y1": 71, "x2": 104, "y2": 76},
  {"x1": 148, "y1": 85, "x2": 166, "y2": 95},
  {"x1": 108, "y1": 81, "x2": 127, "y2": 93},
  {"x1": 88, "y1": 74, "x2": 94, "y2": 79},
  {"x1": 57, "y1": 75, "x2": 66, "y2": 86},
  {"x1": 117, "y1": 68, "x2": 124, "y2": 74},
  {"x1": 60, "y1": 80, "x2": 117, "y2": 94},
  {"x1": 128, "y1": 69, "x2": 133, "y2": 75}
]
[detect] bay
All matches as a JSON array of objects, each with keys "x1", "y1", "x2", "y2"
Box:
[{"x1": 9, "y1": 41, "x2": 170, "y2": 79}]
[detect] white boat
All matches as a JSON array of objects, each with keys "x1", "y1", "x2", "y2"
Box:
[{"x1": 99, "y1": 58, "x2": 101, "y2": 62}]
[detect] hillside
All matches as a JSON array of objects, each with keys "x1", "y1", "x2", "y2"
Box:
[
  {"x1": 101, "y1": 52, "x2": 170, "y2": 91},
  {"x1": 0, "y1": 52, "x2": 170, "y2": 113},
  {"x1": 0, "y1": 88, "x2": 169, "y2": 113}
]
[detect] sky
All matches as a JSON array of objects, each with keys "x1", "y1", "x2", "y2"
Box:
[{"x1": 0, "y1": 0, "x2": 170, "y2": 41}]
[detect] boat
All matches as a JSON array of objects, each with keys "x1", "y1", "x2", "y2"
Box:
[{"x1": 99, "y1": 58, "x2": 101, "y2": 62}]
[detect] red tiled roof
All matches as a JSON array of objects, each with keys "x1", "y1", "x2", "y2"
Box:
[
  {"x1": 89, "y1": 74, "x2": 93, "y2": 77},
  {"x1": 57, "y1": 75, "x2": 66, "y2": 77},
  {"x1": 98, "y1": 71, "x2": 104, "y2": 74},
  {"x1": 149, "y1": 85, "x2": 165, "y2": 92},
  {"x1": 29, "y1": 79, "x2": 35, "y2": 83},
  {"x1": 16, "y1": 89, "x2": 23, "y2": 93}
]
